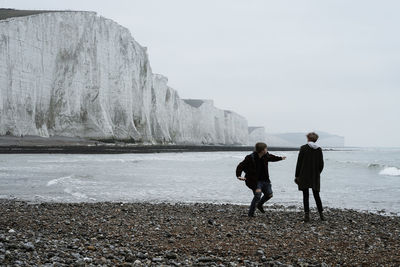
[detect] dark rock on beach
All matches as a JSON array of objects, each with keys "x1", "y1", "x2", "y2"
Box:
[{"x1": 0, "y1": 200, "x2": 399, "y2": 266}]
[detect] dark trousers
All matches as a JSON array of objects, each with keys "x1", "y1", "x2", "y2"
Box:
[
  {"x1": 248, "y1": 181, "x2": 273, "y2": 216},
  {"x1": 302, "y1": 189, "x2": 323, "y2": 213}
]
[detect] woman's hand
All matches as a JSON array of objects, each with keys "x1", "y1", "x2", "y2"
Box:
[
  {"x1": 282, "y1": 156, "x2": 287, "y2": 160},
  {"x1": 237, "y1": 177, "x2": 246, "y2": 181}
]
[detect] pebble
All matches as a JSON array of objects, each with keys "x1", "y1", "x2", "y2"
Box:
[
  {"x1": 166, "y1": 251, "x2": 178, "y2": 259},
  {"x1": 22, "y1": 242, "x2": 35, "y2": 251},
  {"x1": 256, "y1": 249, "x2": 264, "y2": 256}
]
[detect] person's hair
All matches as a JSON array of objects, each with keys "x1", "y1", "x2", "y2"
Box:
[
  {"x1": 306, "y1": 132, "x2": 319, "y2": 142},
  {"x1": 255, "y1": 142, "x2": 267, "y2": 153}
]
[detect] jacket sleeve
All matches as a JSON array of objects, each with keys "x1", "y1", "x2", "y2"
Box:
[
  {"x1": 236, "y1": 157, "x2": 248, "y2": 177},
  {"x1": 319, "y1": 149, "x2": 324, "y2": 173},
  {"x1": 295, "y1": 147, "x2": 305, "y2": 178},
  {"x1": 266, "y1": 153, "x2": 282, "y2": 162}
]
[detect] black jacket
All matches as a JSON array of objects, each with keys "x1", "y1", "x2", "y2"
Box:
[
  {"x1": 236, "y1": 152, "x2": 283, "y2": 190},
  {"x1": 295, "y1": 144, "x2": 324, "y2": 191}
]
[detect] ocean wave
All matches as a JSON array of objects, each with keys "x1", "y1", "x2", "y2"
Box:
[
  {"x1": 46, "y1": 174, "x2": 93, "y2": 187},
  {"x1": 335, "y1": 160, "x2": 392, "y2": 170},
  {"x1": 368, "y1": 163, "x2": 386, "y2": 168},
  {"x1": 379, "y1": 167, "x2": 400, "y2": 177},
  {"x1": 64, "y1": 188, "x2": 88, "y2": 199},
  {"x1": 46, "y1": 175, "x2": 73, "y2": 186}
]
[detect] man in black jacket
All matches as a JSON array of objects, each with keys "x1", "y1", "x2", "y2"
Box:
[
  {"x1": 236, "y1": 142, "x2": 286, "y2": 217},
  {"x1": 295, "y1": 132, "x2": 325, "y2": 222}
]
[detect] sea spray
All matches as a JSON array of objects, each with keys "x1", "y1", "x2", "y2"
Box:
[{"x1": 379, "y1": 167, "x2": 400, "y2": 176}]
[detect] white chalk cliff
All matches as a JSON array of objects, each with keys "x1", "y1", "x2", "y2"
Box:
[{"x1": 0, "y1": 10, "x2": 248, "y2": 144}]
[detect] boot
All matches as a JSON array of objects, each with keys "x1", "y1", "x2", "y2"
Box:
[
  {"x1": 319, "y1": 211, "x2": 326, "y2": 221},
  {"x1": 257, "y1": 203, "x2": 265, "y2": 213},
  {"x1": 304, "y1": 212, "x2": 310, "y2": 222}
]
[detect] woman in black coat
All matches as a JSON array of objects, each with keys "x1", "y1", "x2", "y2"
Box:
[{"x1": 295, "y1": 132, "x2": 325, "y2": 222}]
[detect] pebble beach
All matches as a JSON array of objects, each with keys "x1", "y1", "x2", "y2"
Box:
[{"x1": 1, "y1": 200, "x2": 399, "y2": 266}]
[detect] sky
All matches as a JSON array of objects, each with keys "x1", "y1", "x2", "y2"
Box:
[{"x1": 2, "y1": 0, "x2": 400, "y2": 147}]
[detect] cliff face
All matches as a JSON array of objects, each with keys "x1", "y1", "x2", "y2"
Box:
[{"x1": 0, "y1": 11, "x2": 248, "y2": 144}]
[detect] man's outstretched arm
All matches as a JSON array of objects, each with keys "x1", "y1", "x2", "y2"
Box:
[{"x1": 266, "y1": 153, "x2": 286, "y2": 162}]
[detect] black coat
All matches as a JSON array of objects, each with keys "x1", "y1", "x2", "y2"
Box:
[
  {"x1": 236, "y1": 152, "x2": 283, "y2": 190},
  {"x1": 295, "y1": 144, "x2": 324, "y2": 191}
]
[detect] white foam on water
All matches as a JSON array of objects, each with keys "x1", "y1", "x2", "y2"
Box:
[
  {"x1": 64, "y1": 188, "x2": 88, "y2": 199},
  {"x1": 47, "y1": 175, "x2": 73, "y2": 186},
  {"x1": 379, "y1": 167, "x2": 400, "y2": 176}
]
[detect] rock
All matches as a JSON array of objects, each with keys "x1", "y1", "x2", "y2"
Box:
[
  {"x1": 166, "y1": 252, "x2": 178, "y2": 259},
  {"x1": 152, "y1": 257, "x2": 163, "y2": 262},
  {"x1": 137, "y1": 252, "x2": 147, "y2": 259},
  {"x1": 197, "y1": 256, "x2": 215, "y2": 262},
  {"x1": 83, "y1": 257, "x2": 92, "y2": 262},
  {"x1": 23, "y1": 242, "x2": 35, "y2": 251},
  {"x1": 71, "y1": 253, "x2": 82, "y2": 259},
  {"x1": 125, "y1": 253, "x2": 136, "y2": 262},
  {"x1": 4, "y1": 250, "x2": 12, "y2": 260},
  {"x1": 75, "y1": 259, "x2": 85, "y2": 267},
  {"x1": 256, "y1": 249, "x2": 264, "y2": 256},
  {"x1": 8, "y1": 229, "x2": 15, "y2": 234}
]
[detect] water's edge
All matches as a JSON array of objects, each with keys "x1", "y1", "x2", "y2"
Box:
[
  {"x1": 1, "y1": 197, "x2": 398, "y2": 217},
  {"x1": 0, "y1": 145, "x2": 300, "y2": 154}
]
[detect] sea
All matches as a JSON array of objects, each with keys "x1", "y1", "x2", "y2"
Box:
[{"x1": 0, "y1": 148, "x2": 399, "y2": 215}]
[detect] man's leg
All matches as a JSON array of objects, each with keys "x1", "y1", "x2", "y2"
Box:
[
  {"x1": 312, "y1": 189, "x2": 325, "y2": 220},
  {"x1": 257, "y1": 183, "x2": 273, "y2": 213},
  {"x1": 303, "y1": 189, "x2": 310, "y2": 222},
  {"x1": 249, "y1": 188, "x2": 262, "y2": 217}
]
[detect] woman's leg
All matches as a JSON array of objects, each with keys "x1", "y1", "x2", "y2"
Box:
[
  {"x1": 303, "y1": 189, "x2": 310, "y2": 222},
  {"x1": 312, "y1": 189, "x2": 325, "y2": 220},
  {"x1": 302, "y1": 189, "x2": 310, "y2": 212},
  {"x1": 312, "y1": 189, "x2": 323, "y2": 213}
]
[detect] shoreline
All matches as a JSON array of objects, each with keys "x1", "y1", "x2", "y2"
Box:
[
  {"x1": 0, "y1": 136, "x2": 352, "y2": 154},
  {"x1": 0, "y1": 144, "x2": 298, "y2": 154},
  {"x1": 2, "y1": 197, "x2": 399, "y2": 217},
  {"x1": 0, "y1": 200, "x2": 399, "y2": 266}
]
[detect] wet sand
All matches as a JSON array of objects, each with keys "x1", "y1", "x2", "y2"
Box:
[{"x1": 0, "y1": 200, "x2": 399, "y2": 266}]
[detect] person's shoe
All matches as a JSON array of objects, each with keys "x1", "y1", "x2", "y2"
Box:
[
  {"x1": 248, "y1": 213, "x2": 255, "y2": 218},
  {"x1": 304, "y1": 212, "x2": 310, "y2": 222},
  {"x1": 257, "y1": 203, "x2": 265, "y2": 213},
  {"x1": 319, "y1": 212, "x2": 326, "y2": 221}
]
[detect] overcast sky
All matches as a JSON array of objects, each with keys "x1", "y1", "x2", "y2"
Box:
[{"x1": 2, "y1": 0, "x2": 400, "y2": 147}]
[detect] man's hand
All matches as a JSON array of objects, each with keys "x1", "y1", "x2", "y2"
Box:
[
  {"x1": 282, "y1": 156, "x2": 287, "y2": 160},
  {"x1": 237, "y1": 177, "x2": 246, "y2": 181}
]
